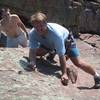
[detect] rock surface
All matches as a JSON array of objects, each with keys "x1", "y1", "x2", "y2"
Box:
[
  {"x1": 0, "y1": 0, "x2": 100, "y2": 34},
  {"x1": 0, "y1": 34, "x2": 100, "y2": 100}
]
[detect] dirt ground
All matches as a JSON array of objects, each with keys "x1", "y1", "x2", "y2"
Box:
[{"x1": 0, "y1": 34, "x2": 100, "y2": 100}]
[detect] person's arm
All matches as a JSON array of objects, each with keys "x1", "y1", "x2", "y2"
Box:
[
  {"x1": 59, "y1": 55, "x2": 69, "y2": 85},
  {"x1": 28, "y1": 48, "x2": 37, "y2": 68},
  {"x1": 54, "y1": 36, "x2": 69, "y2": 85},
  {"x1": 59, "y1": 55, "x2": 68, "y2": 75},
  {"x1": 15, "y1": 15, "x2": 28, "y2": 38},
  {"x1": 0, "y1": 21, "x2": 3, "y2": 38},
  {"x1": 54, "y1": 37, "x2": 68, "y2": 73},
  {"x1": 18, "y1": 21, "x2": 28, "y2": 37}
]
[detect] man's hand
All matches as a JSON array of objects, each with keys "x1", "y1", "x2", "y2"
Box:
[
  {"x1": 61, "y1": 73, "x2": 69, "y2": 86},
  {"x1": 27, "y1": 62, "x2": 36, "y2": 71}
]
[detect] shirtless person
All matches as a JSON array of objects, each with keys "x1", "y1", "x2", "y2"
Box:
[{"x1": 0, "y1": 8, "x2": 28, "y2": 47}]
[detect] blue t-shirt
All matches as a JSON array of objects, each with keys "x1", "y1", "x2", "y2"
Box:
[{"x1": 29, "y1": 23, "x2": 69, "y2": 56}]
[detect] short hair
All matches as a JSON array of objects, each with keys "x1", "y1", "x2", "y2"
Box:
[
  {"x1": 0, "y1": 8, "x2": 10, "y2": 16},
  {"x1": 31, "y1": 12, "x2": 47, "y2": 22}
]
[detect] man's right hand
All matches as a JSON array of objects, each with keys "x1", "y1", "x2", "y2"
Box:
[{"x1": 61, "y1": 73, "x2": 69, "y2": 86}]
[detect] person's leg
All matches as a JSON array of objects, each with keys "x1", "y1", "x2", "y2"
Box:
[
  {"x1": 46, "y1": 51, "x2": 56, "y2": 63},
  {"x1": 70, "y1": 56, "x2": 95, "y2": 75},
  {"x1": 18, "y1": 33, "x2": 27, "y2": 47},
  {"x1": 7, "y1": 37, "x2": 18, "y2": 47},
  {"x1": 69, "y1": 47, "x2": 100, "y2": 88},
  {"x1": 39, "y1": 45, "x2": 56, "y2": 63},
  {"x1": 36, "y1": 48, "x2": 47, "y2": 56},
  {"x1": 24, "y1": 47, "x2": 52, "y2": 63}
]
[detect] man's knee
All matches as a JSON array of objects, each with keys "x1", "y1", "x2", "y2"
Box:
[
  {"x1": 71, "y1": 57, "x2": 83, "y2": 67},
  {"x1": 74, "y1": 62, "x2": 82, "y2": 67}
]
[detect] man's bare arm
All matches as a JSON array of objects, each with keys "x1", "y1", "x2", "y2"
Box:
[
  {"x1": 29, "y1": 48, "x2": 36, "y2": 67},
  {"x1": 59, "y1": 55, "x2": 68, "y2": 74},
  {"x1": 59, "y1": 55, "x2": 69, "y2": 85}
]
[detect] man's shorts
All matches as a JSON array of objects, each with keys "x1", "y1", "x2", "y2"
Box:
[
  {"x1": 65, "y1": 47, "x2": 80, "y2": 57},
  {"x1": 65, "y1": 33, "x2": 79, "y2": 57},
  {"x1": 0, "y1": 33, "x2": 7, "y2": 47},
  {"x1": 40, "y1": 44, "x2": 79, "y2": 57},
  {"x1": 7, "y1": 32, "x2": 27, "y2": 48}
]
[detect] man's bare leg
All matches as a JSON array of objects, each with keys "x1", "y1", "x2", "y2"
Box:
[{"x1": 70, "y1": 56, "x2": 95, "y2": 76}]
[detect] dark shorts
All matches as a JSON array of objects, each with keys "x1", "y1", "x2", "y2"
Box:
[{"x1": 0, "y1": 33, "x2": 7, "y2": 47}]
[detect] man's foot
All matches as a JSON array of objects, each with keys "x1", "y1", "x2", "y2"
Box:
[
  {"x1": 61, "y1": 74, "x2": 69, "y2": 86},
  {"x1": 93, "y1": 76, "x2": 100, "y2": 89}
]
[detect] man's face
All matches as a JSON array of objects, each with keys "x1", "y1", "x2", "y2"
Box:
[
  {"x1": 2, "y1": 10, "x2": 10, "y2": 18},
  {"x1": 32, "y1": 21, "x2": 47, "y2": 36}
]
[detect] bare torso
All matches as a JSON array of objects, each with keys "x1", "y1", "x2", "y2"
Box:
[{"x1": 1, "y1": 14, "x2": 23, "y2": 37}]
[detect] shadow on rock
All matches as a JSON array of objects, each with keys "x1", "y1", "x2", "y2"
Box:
[
  {"x1": 19, "y1": 57, "x2": 61, "y2": 78},
  {"x1": 77, "y1": 86, "x2": 96, "y2": 90},
  {"x1": 19, "y1": 58, "x2": 34, "y2": 72},
  {"x1": 36, "y1": 58, "x2": 61, "y2": 78}
]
